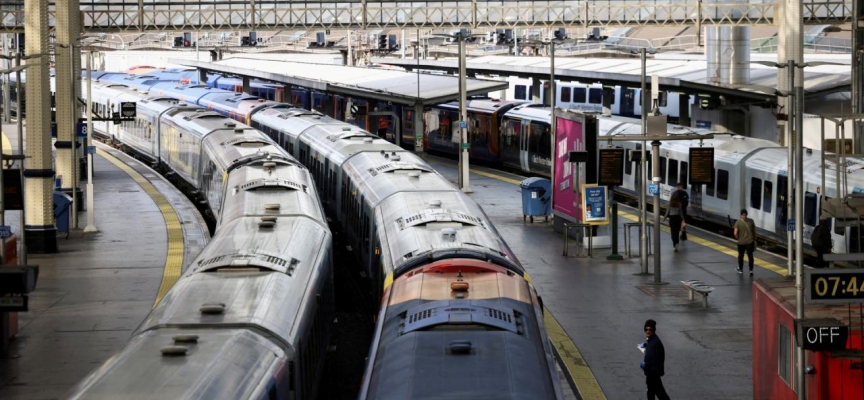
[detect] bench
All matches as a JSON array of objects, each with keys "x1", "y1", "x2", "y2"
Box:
[{"x1": 680, "y1": 280, "x2": 714, "y2": 308}]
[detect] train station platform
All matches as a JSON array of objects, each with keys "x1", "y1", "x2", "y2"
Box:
[
  {"x1": 0, "y1": 124, "x2": 209, "y2": 399},
  {"x1": 426, "y1": 155, "x2": 791, "y2": 400}
]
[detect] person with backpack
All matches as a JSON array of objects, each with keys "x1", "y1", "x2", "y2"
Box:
[
  {"x1": 674, "y1": 183, "x2": 689, "y2": 241},
  {"x1": 811, "y1": 218, "x2": 833, "y2": 268}
]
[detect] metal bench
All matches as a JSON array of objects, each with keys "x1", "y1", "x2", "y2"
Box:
[{"x1": 680, "y1": 280, "x2": 714, "y2": 308}]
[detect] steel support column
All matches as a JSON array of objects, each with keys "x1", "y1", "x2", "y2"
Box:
[
  {"x1": 24, "y1": 0, "x2": 57, "y2": 253},
  {"x1": 56, "y1": 0, "x2": 82, "y2": 228}
]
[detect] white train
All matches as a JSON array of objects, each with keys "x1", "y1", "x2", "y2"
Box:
[
  {"x1": 597, "y1": 115, "x2": 864, "y2": 255},
  {"x1": 502, "y1": 76, "x2": 690, "y2": 123},
  {"x1": 68, "y1": 82, "x2": 334, "y2": 399}
]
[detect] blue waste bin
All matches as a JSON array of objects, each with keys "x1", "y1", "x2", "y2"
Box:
[
  {"x1": 519, "y1": 177, "x2": 551, "y2": 223},
  {"x1": 53, "y1": 191, "x2": 73, "y2": 238}
]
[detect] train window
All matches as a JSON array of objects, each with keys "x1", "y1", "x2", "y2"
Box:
[
  {"x1": 624, "y1": 150, "x2": 632, "y2": 175},
  {"x1": 679, "y1": 161, "x2": 688, "y2": 186},
  {"x1": 607, "y1": 89, "x2": 616, "y2": 105},
  {"x1": 514, "y1": 85, "x2": 527, "y2": 100},
  {"x1": 560, "y1": 87, "x2": 571, "y2": 102},
  {"x1": 804, "y1": 192, "x2": 817, "y2": 226},
  {"x1": 763, "y1": 181, "x2": 773, "y2": 213},
  {"x1": 573, "y1": 88, "x2": 586, "y2": 103},
  {"x1": 588, "y1": 88, "x2": 602, "y2": 104},
  {"x1": 667, "y1": 159, "x2": 678, "y2": 186},
  {"x1": 716, "y1": 169, "x2": 729, "y2": 200},
  {"x1": 659, "y1": 157, "x2": 667, "y2": 185},
  {"x1": 750, "y1": 177, "x2": 762, "y2": 209},
  {"x1": 778, "y1": 323, "x2": 792, "y2": 385}
]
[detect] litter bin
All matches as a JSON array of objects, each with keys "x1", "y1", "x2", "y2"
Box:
[
  {"x1": 53, "y1": 191, "x2": 73, "y2": 238},
  {"x1": 519, "y1": 177, "x2": 551, "y2": 223}
]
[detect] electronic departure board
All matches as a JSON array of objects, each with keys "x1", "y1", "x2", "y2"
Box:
[
  {"x1": 598, "y1": 148, "x2": 624, "y2": 186},
  {"x1": 689, "y1": 147, "x2": 714, "y2": 185},
  {"x1": 806, "y1": 269, "x2": 864, "y2": 303}
]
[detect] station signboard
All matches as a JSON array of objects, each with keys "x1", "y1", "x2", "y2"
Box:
[
  {"x1": 598, "y1": 148, "x2": 624, "y2": 186},
  {"x1": 689, "y1": 147, "x2": 714, "y2": 185}
]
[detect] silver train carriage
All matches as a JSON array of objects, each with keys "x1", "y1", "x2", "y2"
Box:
[
  {"x1": 248, "y1": 110, "x2": 564, "y2": 399},
  {"x1": 597, "y1": 114, "x2": 864, "y2": 255},
  {"x1": 68, "y1": 83, "x2": 334, "y2": 400}
]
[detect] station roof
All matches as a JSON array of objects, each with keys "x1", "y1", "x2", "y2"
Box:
[
  {"x1": 373, "y1": 54, "x2": 852, "y2": 102},
  {"x1": 170, "y1": 57, "x2": 509, "y2": 106}
]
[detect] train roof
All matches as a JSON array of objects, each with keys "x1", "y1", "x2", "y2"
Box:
[
  {"x1": 503, "y1": 104, "x2": 553, "y2": 121},
  {"x1": 435, "y1": 99, "x2": 528, "y2": 114}
]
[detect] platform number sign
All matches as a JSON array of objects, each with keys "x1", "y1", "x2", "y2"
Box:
[
  {"x1": 120, "y1": 102, "x2": 136, "y2": 118},
  {"x1": 76, "y1": 122, "x2": 87, "y2": 138},
  {"x1": 87, "y1": 146, "x2": 96, "y2": 155},
  {"x1": 787, "y1": 218, "x2": 795, "y2": 232},
  {"x1": 459, "y1": 121, "x2": 467, "y2": 129},
  {"x1": 648, "y1": 184, "x2": 659, "y2": 195},
  {"x1": 0, "y1": 225, "x2": 10, "y2": 239}
]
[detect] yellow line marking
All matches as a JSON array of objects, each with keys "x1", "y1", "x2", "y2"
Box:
[
  {"x1": 97, "y1": 147, "x2": 185, "y2": 307},
  {"x1": 616, "y1": 210, "x2": 787, "y2": 276},
  {"x1": 544, "y1": 308, "x2": 607, "y2": 400}
]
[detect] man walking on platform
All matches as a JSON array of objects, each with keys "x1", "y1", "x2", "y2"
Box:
[
  {"x1": 733, "y1": 209, "x2": 756, "y2": 275},
  {"x1": 674, "y1": 182, "x2": 689, "y2": 241},
  {"x1": 640, "y1": 319, "x2": 670, "y2": 400}
]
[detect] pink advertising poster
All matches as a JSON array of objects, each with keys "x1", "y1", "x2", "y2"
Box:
[{"x1": 552, "y1": 111, "x2": 597, "y2": 223}]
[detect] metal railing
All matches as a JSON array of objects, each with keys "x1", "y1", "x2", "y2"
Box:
[{"x1": 0, "y1": 1, "x2": 856, "y2": 34}]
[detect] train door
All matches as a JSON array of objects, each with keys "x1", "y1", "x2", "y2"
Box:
[
  {"x1": 619, "y1": 88, "x2": 636, "y2": 117},
  {"x1": 774, "y1": 175, "x2": 788, "y2": 236},
  {"x1": 519, "y1": 119, "x2": 530, "y2": 172},
  {"x1": 803, "y1": 191, "x2": 820, "y2": 243}
]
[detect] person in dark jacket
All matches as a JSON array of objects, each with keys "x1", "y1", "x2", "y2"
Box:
[
  {"x1": 641, "y1": 319, "x2": 670, "y2": 400},
  {"x1": 674, "y1": 183, "x2": 689, "y2": 241}
]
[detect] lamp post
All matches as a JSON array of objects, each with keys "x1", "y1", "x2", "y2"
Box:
[
  {"x1": 434, "y1": 30, "x2": 476, "y2": 193},
  {"x1": 84, "y1": 49, "x2": 97, "y2": 233}
]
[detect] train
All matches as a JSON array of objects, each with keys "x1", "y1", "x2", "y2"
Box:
[
  {"x1": 502, "y1": 75, "x2": 690, "y2": 123},
  {"x1": 88, "y1": 69, "x2": 864, "y2": 259},
  {"x1": 81, "y1": 75, "x2": 564, "y2": 398},
  {"x1": 67, "y1": 81, "x2": 335, "y2": 399}
]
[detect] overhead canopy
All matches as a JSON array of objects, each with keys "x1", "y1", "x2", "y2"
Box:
[
  {"x1": 170, "y1": 57, "x2": 509, "y2": 106},
  {"x1": 374, "y1": 54, "x2": 852, "y2": 102}
]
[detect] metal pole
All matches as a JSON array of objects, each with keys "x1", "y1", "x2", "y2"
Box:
[
  {"x1": 549, "y1": 40, "x2": 557, "y2": 207},
  {"x1": 640, "y1": 49, "x2": 648, "y2": 274},
  {"x1": 651, "y1": 140, "x2": 662, "y2": 283},
  {"x1": 787, "y1": 61, "x2": 794, "y2": 277},
  {"x1": 84, "y1": 50, "x2": 97, "y2": 233},
  {"x1": 348, "y1": 30, "x2": 353, "y2": 66},
  {"x1": 2, "y1": 34, "x2": 9, "y2": 123},
  {"x1": 794, "y1": 59, "x2": 806, "y2": 400},
  {"x1": 458, "y1": 33, "x2": 471, "y2": 193},
  {"x1": 69, "y1": 45, "x2": 78, "y2": 230},
  {"x1": 14, "y1": 51, "x2": 24, "y2": 265}
]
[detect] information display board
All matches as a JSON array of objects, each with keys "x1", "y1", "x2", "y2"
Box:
[
  {"x1": 688, "y1": 147, "x2": 715, "y2": 185},
  {"x1": 598, "y1": 148, "x2": 624, "y2": 186}
]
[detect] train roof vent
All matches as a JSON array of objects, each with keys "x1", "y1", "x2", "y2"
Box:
[
  {"x1": 225, "y1": 122, "x2": 237, "y2": 128},
  {"x1": 397, "y1": 208, "x2": 485, "y2": 230},
  {"x1": 237, "y1": 178, "x2": 308, "y2": 193},
  {"x1": 183, "y1": 112, "x2": 223, "y2": 121},
  {"x1": 258, "y1": 216, "x2": 276, "y2": 229},
  {"x1": 222, "y1": 138, "x2": 269, "y2": 148},
  {"x1": 160, "y1": 346, "x2": 189, "y2": 356},
  {"x1": 265, "y1": 203, "x2": 281, "y2": 212},
  {"x1": 172, "y1": 335, "x2": 199, "y2": 344},
  {"x1": 199, "y1": 303, "x2": 226, "y2": 314},
  {"x1": 197, "y1": 255, "x2": 226, "y2": 268},
  {"x1": 235, "y1": 128, "x2": 245, "y2": 134},
  {"x1": 326, "y1": 132, "x2": 373, "y2": 142},
  {"x1": 367, "y1": 162, "x2": 431, "y2": 176},
  {"x1": 441, "y1": 228, "x2": 457, "y2": 241},
  {"x1": 364, "y1": 138, "x2": 373, "y2": 144},
  {"x1": 430, "y1": 200, "x2": 442, "y2": 208},
  {"x1": 401, "y1": 300, "x2": 518, "y2": 335}
]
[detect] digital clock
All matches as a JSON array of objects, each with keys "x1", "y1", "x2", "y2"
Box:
[{"x1": 806, "y1": 269, "x2": 864, "y2": 303}]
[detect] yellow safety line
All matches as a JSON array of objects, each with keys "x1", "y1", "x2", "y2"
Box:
[
  {"x1": 616, "y1": 210, "x2": 787, "y2": 276},
  {"x1": 544, "y1": 308, "x2": 607, "y2": 400},
  {"x1": 97, "y1": 148, "x2": 185, "y2": 307}
]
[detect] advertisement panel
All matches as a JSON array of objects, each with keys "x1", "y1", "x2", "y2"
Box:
[{"x1": 552, "y1": 111, "x2": 597, "y2": 223}]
